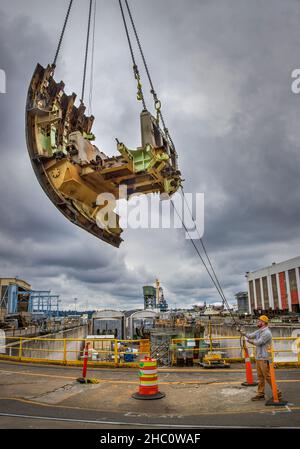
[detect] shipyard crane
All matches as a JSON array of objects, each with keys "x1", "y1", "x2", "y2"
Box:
[{"x1": 25, "y1": 0, "x2": 182, "y2": 247}]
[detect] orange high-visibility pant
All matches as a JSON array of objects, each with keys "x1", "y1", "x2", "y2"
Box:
[{"x1": 256, "y1": 360, "x2": 281, "y2": 397}]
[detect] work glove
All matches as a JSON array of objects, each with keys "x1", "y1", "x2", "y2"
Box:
[{"x1": 237, "y1": 326, "x2": 246, "y2": 336}]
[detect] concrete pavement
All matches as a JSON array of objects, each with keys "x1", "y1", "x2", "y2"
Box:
[{"x1": 0, "y1": 360, "x2": 299, "y2": 428}]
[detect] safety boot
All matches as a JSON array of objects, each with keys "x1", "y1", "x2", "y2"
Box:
[{"x1": 251, "y1": 394, "x2": 265, "y2": 401}]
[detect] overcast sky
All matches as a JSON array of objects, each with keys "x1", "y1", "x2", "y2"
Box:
[{"x1": 0, "y1": 0, "x2": 299, "y2": 311}]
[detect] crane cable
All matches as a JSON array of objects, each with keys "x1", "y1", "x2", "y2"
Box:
[
  {"x1": 51, "y1": 0, "x2": 241, "y2": 333},
  {"x1": 53, "y1": 0, "x2": 74, "y2": 66},
  {"x1": 88, "y1": 0, "x2": 97, "y2": 115},
  {"x1": 118, "y1": 0, "x2": 147, "y2": 110},
  {"x1": 52, "y1": 0, "x2": 95, "y2": 107},
  {"x1": 81, "y1": 0, "x2": 93, "y2": 103},
  {"x1": 122, "y1": 0, "x2": 177, "y2": 155},
  {"x1": 179, "y1": 186, "x2": 236, "y2": 320},
  {"x1": 120, "y1": 1, "x2": 237, "y2": 326},
  {"x1": 170, "y1": 198, "x2": 238, "y2": 326}
]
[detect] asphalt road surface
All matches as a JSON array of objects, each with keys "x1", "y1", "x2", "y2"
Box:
[{"x1": 0, "y1": 360, "x2": 299, "y2": 428}]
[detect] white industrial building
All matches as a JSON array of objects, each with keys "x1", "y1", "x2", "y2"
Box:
[
  {"x1": 125, "y1": 309, "x2": 158, "y2": 339},
  {"x1": 91, "y1": 310, "x2": 125, "y2": 339},
  {"x1": 246, "y1": 256, "x2": 300, "y2": 314}
]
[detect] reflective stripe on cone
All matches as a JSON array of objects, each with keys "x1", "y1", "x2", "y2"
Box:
[{"x1": 132, "y1": 356, "x2": 165, "y2": 400}]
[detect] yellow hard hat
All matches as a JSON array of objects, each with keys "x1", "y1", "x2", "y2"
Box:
[{"x1": 259, "y1": 315, "x2": 269, "y2": 323}]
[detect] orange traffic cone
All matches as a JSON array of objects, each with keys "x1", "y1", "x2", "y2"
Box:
[
  {"x1": 77, "y1": 342, "x2": 90, "y2": 383},
  {"x1": 132, "y1": 356, "x2": 165, "y2": 400},
  {"x1": 265, "y1": 355, "x2": 287, "y2": 406},
  {"x1": 76, "y1": 342, "x2": 99, "y2": 384},
  {"x1": 241, "y1": 339, "x2": 258, "y2": 387}
]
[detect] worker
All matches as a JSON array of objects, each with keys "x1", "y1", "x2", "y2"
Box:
[{"x1": 240, "y1": 315, "x2": 282, "y2": 401}]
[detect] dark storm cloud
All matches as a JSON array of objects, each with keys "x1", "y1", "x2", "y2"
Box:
[
  {"x1": 0, "y1": 0, "x2": 300, "y2": 309},
  {"x1": 154, "y1": 0, "x2": 300, "y2": 295},
  {"x1": 0, "y1": 4, "x2": 149, "y2": 308}
]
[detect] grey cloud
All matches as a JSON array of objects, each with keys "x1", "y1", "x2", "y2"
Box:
[{"x1": 0, "y1": 0, "x2": 300, "y2": 310}]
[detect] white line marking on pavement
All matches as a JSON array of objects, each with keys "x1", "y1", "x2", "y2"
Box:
[{"x1": 0, "y1": 412, "x2": 300, "y2": 429}]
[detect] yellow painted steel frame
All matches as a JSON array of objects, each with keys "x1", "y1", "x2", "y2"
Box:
[
  {"x1": 1, "y1": 336, "x2": 298, "y2": 368},
  {"x1": 170, "y1": 336, "x2": 300, "y2": 367},
  {"x1": 26, "y1": 63, "x2": 182, "y2": 247},
  {"x1": 0, "y1": 337, "x2": 151, "y2": 368}
]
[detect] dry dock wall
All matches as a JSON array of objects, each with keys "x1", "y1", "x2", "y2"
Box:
[{"x1": 6, "y1": 325, "x2": 88, "y2": 362}]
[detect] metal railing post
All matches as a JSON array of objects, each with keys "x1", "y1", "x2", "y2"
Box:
[
  {"x1": 171, "y1": 339, "x2": 175, "y2": 366},
  {"x1": 114, "y1": 339, "x2": 119, "y2": 366},
  {"x1": 19, "y1": 338, "x2": 23, "y2": 360},
  {"x1": 0, "y1": 335, "x2": 298, "y2": 367},
  {"x1": 63, "y1": 339, "x2": 67, "y2": 364},
  {"x1": 209, "y1": 321, "x2": 213, "y2": 352}
]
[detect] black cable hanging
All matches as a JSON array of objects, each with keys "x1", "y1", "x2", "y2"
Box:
[
  {"x1": 118, "y1": 0, "x2": 147, "y2": 110},
  {"x1": 53, "y1": 0, "x2": 74, "y2": 66},
  {"x1": 124, "y1": 0, "x2": 155, "y2": 97},
  {"x1": 180, "y1": 186, "x2": 229, "y2": 304},
  {"x1": 81, "y1": 0, "x2": 93, "y2": 103},
  {"x1": 123, "y1": 0, "x2": 176, "y2": 152},
  {"x1": 120, "y1": 2, "x2": 236, "y2": 323},
  {"x1": 170, "y1": 199, "x2": 225, "y2": 298},
  {"x1": 171, "y1": 197, "x2": 238, "y2": 326},
  {"x1": 88, "y1": 0, "x2": 97, "y2": 115},
  {"x1": 179, "y1": 185, "x2": 239, "y2": 325}
]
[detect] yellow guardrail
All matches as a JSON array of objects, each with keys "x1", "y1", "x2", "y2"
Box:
[
  {"x1": 0, "y1": 334, "x2": 299, "y2": 367},
  {"x1": 171, "y1": 336, "x2": 300, "y2": 367},
  {"x1": 0, "y1": 336, "x2": 150, "y2": 367}
]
